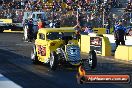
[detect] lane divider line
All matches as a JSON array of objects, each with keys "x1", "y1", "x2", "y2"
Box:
[{"x1": 0, "y1": 74, "x2": 22, "y2": 88}]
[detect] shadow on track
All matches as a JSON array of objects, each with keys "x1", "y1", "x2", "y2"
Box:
[{"x1": 0, "y1": 49, "x2": 131, "y2": 88}]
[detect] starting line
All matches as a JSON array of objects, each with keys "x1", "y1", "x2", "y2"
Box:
[{"x1": 0, "y1": 74, "x2": 22, "y2": 88}]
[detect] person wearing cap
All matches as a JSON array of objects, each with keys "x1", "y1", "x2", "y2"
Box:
[{"x1": 114, "y1": 20, "x2": 126, "y2": 47}]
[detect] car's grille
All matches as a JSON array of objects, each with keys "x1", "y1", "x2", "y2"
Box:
[{"x1": 66, "y1": 45, "x2": 81, "y2": 65}]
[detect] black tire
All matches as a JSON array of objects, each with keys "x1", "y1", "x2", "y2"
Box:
[
  {"x1": 50, "y1": 51, "x2": 58, "y2": 70},
  {"x1": 31, "y1": 45, "x2": 39, "y2": 64},
  {"x1": 0, "y1": 29, "x2": 4, "y2": 33},
  {"x1": 88, "y1": 50, "x2": 97, "y2": 69}
]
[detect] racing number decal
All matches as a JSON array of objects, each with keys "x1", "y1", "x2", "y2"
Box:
[
  {"x1": 38, "y1": 45, "x2": 41, "y2": 54},
  {"x1": 41, "y1": 46, "x2": 46, "y2": 56},
  {"x1": 37, "y1": 45, "x2": 46, "y2": 56}
]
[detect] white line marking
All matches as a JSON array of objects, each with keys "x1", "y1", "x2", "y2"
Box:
[{"x1": 0, "y1": 74, "x2": 22, "y2": 88}]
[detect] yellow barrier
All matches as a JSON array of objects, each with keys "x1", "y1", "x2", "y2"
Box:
[
  {"x1": 0, "y1": 19, "x2": 12, "y2": 23},
  {"x1": 129, "y1": 47, "x2": 132, "y2": 61},
  {"x1": 93, "y1": 28, "x2": 114, "y2": 34},
  {"x1": 102, "y1": 37, "x2": 111, "y2": 56},
  {"x1": 80, "y1": 34, "x2": 111, "y2": 56},
  {"x1": 3, "y1": 29, "x2": 23, "y2": 33},
  {"x1": 80, "y1": 35, "x2": 90, "y2": 54},
  {"x1": 61, "y1": 27, "x2": 114, "y2": 34},
  {"x1": 115, "y1": 45, "x2": 132, "y2": 61},
  {"x1": 93, "y1": 28, "x2": 106, "y2": 34}
]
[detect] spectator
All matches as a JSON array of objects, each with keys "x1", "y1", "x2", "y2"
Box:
[
  {"x1": 38, "y1": 19, "x2": 43, "y2": 29},
  {"x1": 125, "y1": 2, "x2": 132, "y2": 12},
  {"x1": 27, "y1": 18, "x2": 34, "y2": 42},
  {"x1": 0, "y1": 0, "x2": 114, "y2": 28},
  {"x1": 74, "y1": 23, "x2": 81, "y2": 40},
  {"x1": 106, "y1": 24, "x2": 110, "y2": 34},
  {"x1": 84, "y1": 25, "x2": 94, "y2": 34},
  {"x1": 114, "y1": 20, "x2": 127, "y2": 47},
  {"x1": 55, "y1": 19, "x2": 61, "y2": 28},
  {"x1": 74, "y1": 23, "x2": 81, "y2": 34},
  {"x1": 113, "y1": 21, "x2": 118, "y2": 32}
]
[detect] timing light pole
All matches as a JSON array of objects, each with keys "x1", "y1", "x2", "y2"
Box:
[
  {"x1": 52, "y1": 0, "x2": 55, "y2": 28},
  {"x1": 102, "y1": 8, "x2": 105, "y2": 27}
]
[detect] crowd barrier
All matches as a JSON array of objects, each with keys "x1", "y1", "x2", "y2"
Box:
[
  {"x1": 103, "y1": 34, "x2": 132, "y2": 62},
  {"x1": 93, "y1": 28, "x2": 114, "y2": 34},
  {"x1": 115, "y1": 45, "x2": 132, "y2": 61}
]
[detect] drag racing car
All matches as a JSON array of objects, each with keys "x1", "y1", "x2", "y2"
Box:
[{"x1": 31, "y1": 28, "x2": 97, "y2": 70}]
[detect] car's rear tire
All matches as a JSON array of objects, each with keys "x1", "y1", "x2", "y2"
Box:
[
  {"x1": 31, "y1": 45, "x2": 39, "y2": 64},
  {"x1": 0, "y1": 29, "x2": 4, "y2": 33},
  {"x1": 50, "y1": 51, "x2": 58, "y2": 70},
  {"x1": 88, "y1": 50, "x2": 97, "y2": 69}
]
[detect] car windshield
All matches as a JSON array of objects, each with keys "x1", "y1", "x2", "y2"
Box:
[
  {"x1": 47, "y1": 32, "x2": 62, "y2": 40},
  {"x1": 46, "y1": 32, "x2": 76, "y2": 40}
]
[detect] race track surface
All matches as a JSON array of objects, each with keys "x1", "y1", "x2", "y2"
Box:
[{"x1": 0, "y1": 32, "x2": 132, "y2": 88}]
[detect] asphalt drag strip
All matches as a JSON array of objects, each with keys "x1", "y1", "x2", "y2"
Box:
[{"x1": 0, "y1": 32, "x2": 132, "y2": 88}]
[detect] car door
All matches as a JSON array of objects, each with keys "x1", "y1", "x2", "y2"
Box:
[{"x1": 35, "y1": 33, "x2": 47, "y2": 62}]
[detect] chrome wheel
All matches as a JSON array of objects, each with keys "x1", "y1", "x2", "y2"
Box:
[
  {"x1": 31, "y1": 45, "x2": 39, "y2": 64},
  {"x1": 49, "y1": 52, "x2": 58, "y2": 70},
  {"x1": 50, "y1": 53, "x2": 54, "y2": 68},
  {"x1": 24, "y1": 26, "x2": 28, "y2": 41},
  {"x1": 88, "y1": 50, "x2": 97, "y2": 69}
]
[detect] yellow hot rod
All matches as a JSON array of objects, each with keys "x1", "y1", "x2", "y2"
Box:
[{"x1": 31, "y1": 28, "x2": 82, "y2": 70}]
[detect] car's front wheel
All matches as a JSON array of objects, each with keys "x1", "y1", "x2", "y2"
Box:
[
  {"x1": 23, "y1": 25, "x2": 28, "y2": 41},
  {"x1": 31, "y1": 45, "x2": 39, "y2": 64},
  {"x1": 50, "y1": 51, "x2": 58, "y2": 70},
  {"x1": 88, "y1": 50, "x2": 97, "y2": 69}
]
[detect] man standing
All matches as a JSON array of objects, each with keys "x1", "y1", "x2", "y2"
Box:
[
  {"x1": 28, "y1": 18, "x2": 34, "y2": 42},
  {"x1": 74, "y1": 23, "x2": 81, "y2": 40},
  {"x1": 84, "y1": 25, "x2": 94, "y2": 34},
  {"x1": 106, "y1": 24, "x2": 110, "y2": 34},
  {"x1": 114, "y1": 20, "x2": 126, "y2": 47}
]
